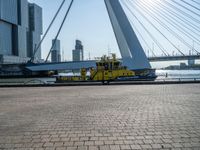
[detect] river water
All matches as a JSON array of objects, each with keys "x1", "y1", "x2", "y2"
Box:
[
  {"x1": 156, "y1": 70, "x2": 200, "y2": 80},
  {"x1": 60, "y1": 70, "x2": 200, "y2": 79},
  {"x1": 0, "y1": 70, "x2": 199, "y2": 85}
]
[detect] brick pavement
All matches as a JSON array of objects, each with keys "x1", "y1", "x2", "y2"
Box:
[{"x1": 0, "y1": 84, "x2": 200, "y2": 150}]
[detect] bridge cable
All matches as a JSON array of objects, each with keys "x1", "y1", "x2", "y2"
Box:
[
  {"x1": 131, "y1": 22, "x2": 156, "y2": 57},
  {"x1": 154, "y1": 0, "x2": 200, "y2": 34},
  {"x1": 121, "y1": 1, "x2": 169, "y2": 56},
  {"x1": 120, "y1": 1, "x2": 169, "y2": 56},
  {"x1": 45, "y1": 0, "x2": 74, "y2": 62},
  {"x1": 126, "y1": 0, "x2": 185, "y2": 56},
  {"x1": 142, "y1": 0, "x2": 200, "y2": 41},
  {"x1": 30, "y1": 0, "x2": 66, "y2": 62},
  {"x1": 170, "y1": 0, "x2": 200, "y2": 17},
  {"x1": 136, "y1": 0, "x2": 200, "y2": 54},
  {"x1": 163, "y1": 0, "x2": 200, "y2": 24},
  {"x1": 138, "y1": 2, "x2": 200, "y2": 45},
  {"x1": 132, "y1": 0, "x2": 200, "y2": 54},
  {"x1": 129, "y1": 16, "x2": 167, "y2": 56},
  {"x1": 191, "y1": 0, "x2": 200, "y2": 6},
  {"x1": 131, "y1": 1, "x2": 188, "y2": 55},
  {"x1": 180, "y1": 0, "x2": 200, "y2": 12}
]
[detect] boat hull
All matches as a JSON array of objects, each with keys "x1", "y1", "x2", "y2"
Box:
[{"x1": 124, "y1": 68, "x2": 157, "y2": 81}]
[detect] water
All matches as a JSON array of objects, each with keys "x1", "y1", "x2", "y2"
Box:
[
  {"x1": 1, "y1": 70, "x2": 199, "y2": 85},
  {"x1": 0, "y1": 77, "x2": 56, "y2": 85},
  {"x1": 59, "y1": 70, "x2": 200, "y2": 79},
  {"x1": 156, "y1": 70, "x2": 200, "y2": 80}
]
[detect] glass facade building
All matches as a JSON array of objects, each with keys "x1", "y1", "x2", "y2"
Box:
[
  {"x1": 51, "y1": 39, "x2": 61, "y2": 63},
  {"x1": 0, "y1": 0, "x2": 43, "y2": 64},
  {"x1": 72, "y1": 40, "x2": 84, "y2": 62}
]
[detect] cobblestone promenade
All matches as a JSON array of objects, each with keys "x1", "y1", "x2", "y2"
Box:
[{"x1": 0, "y1": 84, "x2": 200, "y2": 150}]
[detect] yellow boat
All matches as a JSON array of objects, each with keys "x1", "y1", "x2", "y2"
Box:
[
  {"x1": 88, "y1": 54, "x2": 135, "y2": 83},
  {"x1": 56, "y1": 54, "x2": 136, "y2": 83}
]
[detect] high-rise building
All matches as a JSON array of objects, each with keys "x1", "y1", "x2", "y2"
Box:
[
  {"x1": 0, "y1": 0, "x2": 20, "y2": 57},
  {"x1": 51, "y1": 39, "x2": 61, "y2": 63},
  {"x1": 0, "y1": 0, "x2": 42, "y2": 64},
  {"x1": 72, "y1": 40, "x2": 84, "y2": 61},
  {"x1": 27, "y1": 3, "x2": 43, "y2": 60}
]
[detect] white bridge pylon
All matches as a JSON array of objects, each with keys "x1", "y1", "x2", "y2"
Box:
[{"x1": 104, "y1": 0, "x2": 151, "y2": 70}]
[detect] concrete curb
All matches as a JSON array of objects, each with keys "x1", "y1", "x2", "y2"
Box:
[{"x1": 0, "y1": 80, "x2": 200, "y2": 88}]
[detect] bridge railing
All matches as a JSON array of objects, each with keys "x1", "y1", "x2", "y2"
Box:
[{"x1": 156, "y1": 77, "x2": 200, "y2": 82}]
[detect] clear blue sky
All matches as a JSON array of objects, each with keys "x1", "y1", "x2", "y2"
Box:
[
  {"x1": 28, "y1": 0, "x2": 200, "y2": 67},
  {"x1": 29, "y1": 0, "x2": 119, "y2": 61}
]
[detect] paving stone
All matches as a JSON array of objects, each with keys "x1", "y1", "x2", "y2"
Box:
[
  {"x1": 77, "y1": 146, "x2": 88, "y2": 150},
  {"x1": 120, "y1": 144, "x2": 131, "y2": 149},
  {"x1": 104, "y1": 140, "x2": 114, "y2": 145},
  {"x1": 0, "y1": 85, "x2": 200, "y2": 149},
  {"x1": 35, "y1": 148, "x2": 46, "y2": 150},
  {"x1": 43, "y1": 142, "x2": 54, "y2": 147},
  {"x1": 66, "y1": 147, "x2": 77, "y2": 150},
  {"x1": 182, "y1": 143, "x2": 192, "y2": 148},
  {"x1": 88, "y1": 146, "x2": 99, "y2": 150},
  {"x1": 99, "y1": 137, "x2": 108, "y2": 141},
  {"x1": 172, "y1": 143, "x2": 183, "y2": 148},
  {"x1": 85, "y1": 141, "x2": 94, "y2": 146},
  {"x1": 54, "y1": 142, "x2": 64, "y2": 147},
  {"x1": 143, "y1": 139, "x2": 153, "y2": 144},
  {"x1": 32, "y1": 143, "x2": 44, "y2": 148},
  {"x1": 64, "y1": 142, "x2": 74, "y2": 147},
  {"x1": 162, "y1": 138, "x2": 173, "y2": 143},
  {"x1": 56, "y1": 147, "x2": 67, "y2": 150},
  {"x1": 80, "y1": 137, "x2": 89, "y2": 141},
  {"x1": 74, "y1": 141, "x2": 84, "y2": 146},
  {"x1": 140, "y1": 144, "x2": 152, "y2": 149},
  {"x1": 99, "y1": 145, "x2": 110, "y2": 150},
  {"x1": 161, "y1": 143, "x2": 173, "y2": 148},
  {"x1": 130, "y1": 144, "x2": 142, "y2": 149},
  {"x1": 109, "y1": 145, "x2": 120, "y2": 150},
  {"x1": 95, "y1": 141, "x2": 104, "y2": 146},
  {"x1": 123, "y1": 140, "x2": 134, "y2": 144},
  {"x1": 90, "y1": 137, "x2": 98, "y2": 141},
  {"x1": 114, "y1": 140, "x2": 124, "y2": 145},
  {"x1": 45, "y1": 147, "x2": 56, "y2": 150},
  {"x1": 151, "y1": 144, "x2": 162, "y2": 149}
]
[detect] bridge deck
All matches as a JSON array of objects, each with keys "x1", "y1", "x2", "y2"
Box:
[{"x1": 26, "y1": 55, "x2": 200, "y2": 71}]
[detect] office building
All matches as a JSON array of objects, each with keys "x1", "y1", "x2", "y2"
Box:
[
  {"x1": 51, "y1": 39, "x2": 61, "y2": 62},
  {"x1": 72, "y1": 40, "x2": 84, "y2": 61},
  {"x1": 0, "y1": 0, "x2": 42, "y2": 64},
  {"x1": 27, "y1": 3, "x2": 43, "y2": 60}
]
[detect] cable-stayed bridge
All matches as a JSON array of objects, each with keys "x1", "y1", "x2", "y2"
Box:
[
  {"x1": 27, "y1": 55, "x2": 200, "y2": 72},
  {"x1": 149, "y1": 55, "x2": 200, "y2": 62},
  {"x1": 27, "y1": 0, "x2": 200, "y2": 72},
  {"x1": 121, "y1": 0, "x2": 200, "y2": 57}
]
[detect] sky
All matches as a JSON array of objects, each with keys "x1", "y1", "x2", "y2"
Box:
[
  {"x1": 28, "y1": 0, "x2": 200, "y2": 67},
  {"x1": 28, "y1": 0, "x2": 119, "y2": 61}
]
